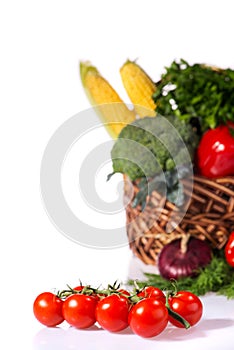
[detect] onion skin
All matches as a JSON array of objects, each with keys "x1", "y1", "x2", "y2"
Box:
[{"x1": 158, "y1": 237, "x2": 212, "y2": 280}]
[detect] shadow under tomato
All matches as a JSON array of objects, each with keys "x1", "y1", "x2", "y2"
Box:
[
  {"x1": 68, "y1": 324, "x2": 103, "y2": 332},
  {"x1": 33, "y1": 323, "x2": 103, "y2": 349},
  {"x1": 112, "y1": 327, "x2": 134, "y2": 335},
  {"x1": 194, "y1": 318, "x2": 234, "y2": 332},
  {"x1": 33, "y1": 318, "x2": 234, "y2": 349},
  {"x1": 149, "y1": 318, "x2": 234, "y2": 342}
]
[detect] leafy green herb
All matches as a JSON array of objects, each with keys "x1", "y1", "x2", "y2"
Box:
[
  {"x1": 153, "y1": 59, "x2": 234, "y2": 132},
  {"x1": 218, "y1": 279, "x2": 234, "y2": 299},
  {"x1": 128, "y1": 251, "x2": 234, "y2": 298}
]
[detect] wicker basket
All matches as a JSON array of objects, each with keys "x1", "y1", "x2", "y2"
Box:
[{"x1": 124, "y1": 174, "x2": 234, "y2": 265}]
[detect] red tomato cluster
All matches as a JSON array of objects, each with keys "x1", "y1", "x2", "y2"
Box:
[{"x1": 33, "y1": 284, "x2": 203, "y2": 338}]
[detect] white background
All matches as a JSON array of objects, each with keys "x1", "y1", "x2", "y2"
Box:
[{"x1": 1, "y1": 1, "x2": 234, "y2": 349}]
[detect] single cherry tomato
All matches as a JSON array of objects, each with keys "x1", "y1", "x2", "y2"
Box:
[
  {"x1": 95, "y1": 294, "x2": 129, "y2": 332},
  {"x1": 225, "y1": 231, "x2": 234, "y2": 267},
  {"x1": 62, "y1": 294, "x2": 97, "y2": 329},
  {"x1": 137, "y1": 286, "x2": 165, "y2": 303},
  {"x1": 128, "y1": 298, "x2": 168, "y2": 338},
  {"x1": 168, "y1": 291, "x2": 203, "y2": 328},
  {"x1": 33, "y1": 292, "x2": 64, "y2": 327},
  {"x1": 196, "y1": 122, "x2": 234, "y2": 178}
]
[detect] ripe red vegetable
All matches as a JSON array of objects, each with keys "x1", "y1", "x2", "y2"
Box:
[
  {"x1": 225, "y1": 231, "x2": 234, "y2": 267},
  {"x1": 128, "y1": 298, "x2": 168, "y2": 338},
  {"x1": 196, "y1": 122, "x2": 234, "y2": 178},
  {"x1": 33, "y1": 292, "x2": 64, "y2": 327},
  {"x1": 158, "y1": 236, "x2": 212, "y2": 280},
  {"x1": 62, "y1": 294, "x2": 97, "y2": 329},
  {"x1": 33, "y1": 282, "x2": 203, "y2": 336},
  {"x1": 168, "y1": 291, "x2": 203, "y2": 328},
  {"x1": 137, "y1": 286, "x2": 165, "y2": 303},
  {"x1": 95, "y1": 294, "x2": 129, "y2": 332}
]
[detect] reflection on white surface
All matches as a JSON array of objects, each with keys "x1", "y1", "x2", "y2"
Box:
[{"x1": 33, "y1": 298, "x2": 234, "y2": 350}]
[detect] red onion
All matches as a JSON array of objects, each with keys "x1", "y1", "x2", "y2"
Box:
[{"x1": 158, "y1": 236, "x2": 212, "y2": 280}]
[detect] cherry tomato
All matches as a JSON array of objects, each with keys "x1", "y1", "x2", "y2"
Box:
[
  {"x1": 33, "y1": 292, "x2": 64, "y2": 327},
  {"x1": 168, "y1": 291, "x2": 203, "y2": 328},
  {"x1": 225, "y1": 231, "x2": 234, "y2": 267},
  {"x1": 137, "y1": 286, "x2": 165, "y2": 303},
  {"x1": 196, "y1": 122, "x2": 234, "y2": 178},
  {"x1": 62, "y1": 294, "x2": 97, "y2": 329},
  {"x1": 128, "y1": 298, "x2": 168, "y2": 338},
  {"x1": 95, "y1": 294, "x2": 129, "y2": 332}
]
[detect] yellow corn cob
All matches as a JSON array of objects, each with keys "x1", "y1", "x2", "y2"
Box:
[
  {"x1": 120, "y1": 60, "x2": 157, "y2": 118},
  {"x1": 80, "y1": 61, "x2": 136, "y2": 139}
]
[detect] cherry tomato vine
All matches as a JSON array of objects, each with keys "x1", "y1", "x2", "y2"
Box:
[{"x1": 33, "y1": 280, "x2": 203, "y2": 338}]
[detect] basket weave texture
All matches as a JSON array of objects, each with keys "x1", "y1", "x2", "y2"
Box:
[{"x1": 124, "y1": 175, "x2": 234, "y2": 265}]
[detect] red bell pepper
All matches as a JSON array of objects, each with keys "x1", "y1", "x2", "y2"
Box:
[{"x1": 196, "y1": 122, "x2": 234, "y2": 178}]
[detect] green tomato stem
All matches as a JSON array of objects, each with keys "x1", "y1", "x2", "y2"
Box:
[
  {"x1": 165, "y1": 291, "x2": 191, "y2": 329},
  {"x1": 166, "y1": 306, "x2": 191, "y2": 329}
]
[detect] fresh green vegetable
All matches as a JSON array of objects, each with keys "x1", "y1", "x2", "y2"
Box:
[
  {"x1": 153, "y1": 59, "x2": 234, "y2": 132},
  {"x1": 128, "y1": 251, "x2": 234, "y2": 298},
  {"x1": 110, "y1": 115, "x2": 198, "y2": 181}
]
